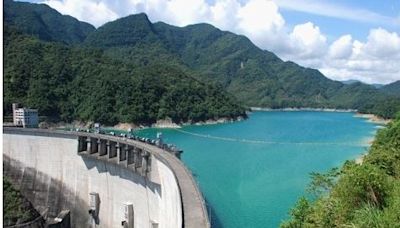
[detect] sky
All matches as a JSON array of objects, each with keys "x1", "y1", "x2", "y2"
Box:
[{"x1": 23, "y1": 0, "x2": 400, "y2": 84}]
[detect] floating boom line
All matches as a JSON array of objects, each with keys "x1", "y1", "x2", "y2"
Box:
[{"x1": 173, "y1": 129, "x2": 368, "y2": 147}]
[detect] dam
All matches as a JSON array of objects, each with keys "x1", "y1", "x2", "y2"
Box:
[{"x1": 3, "y1": 127, "x2": 210, "y2": 228}]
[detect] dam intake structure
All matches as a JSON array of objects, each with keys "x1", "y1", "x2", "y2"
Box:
[{"x1": 3, "y1": 127, "x2": 210, "y2": 228}]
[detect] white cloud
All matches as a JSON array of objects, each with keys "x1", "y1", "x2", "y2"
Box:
[
  {"x1": 43, "y1": 0, "x2": 119, "y2": 27},
  {"x1": 363, "y1": 28, "x2": 400, "y2": 59},
  {"x1": 163, "y1": 0, "x2": 211, "y2": 26},
  {"x1": 321, "y1": 28, "x2": 400, "y2": 84},
  {"x1": 288, "y1": 22, "x2": 327, "y2": 59},
  {"x1": 210, "y1": 0, "x2": 241, "y2": 30},
  {"x1": 328, "y1": 35, "x2": 352, "y2": 59},
  {"x1": 235, "y1": 0, "x2": 288, "y2": 52},
  {"x1": 237, "y1": 0, "x2": 284, "y2": 37},
  {"x1": 37, "y1": 0, "x2": 400, "y2": 84}
]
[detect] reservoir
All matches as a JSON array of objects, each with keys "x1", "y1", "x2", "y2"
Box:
[{"x1": 138, "y1": 111, "x2": 378, "y2": 228}]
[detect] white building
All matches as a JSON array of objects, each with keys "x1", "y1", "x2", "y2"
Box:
[{"x1": 13, "y1": 103, "x2": 39, "y2": 128}]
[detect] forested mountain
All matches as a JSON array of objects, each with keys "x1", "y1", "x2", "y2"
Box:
[
  {"x1": 85, "y1": 15, "x2": 342, "y2": 108},
  {"x1": 341, "y1": 80, "x2": 383, "y2": 89},
  {"x1": 3, "y1": 27, "x2": 246, "y2": 125},
  {"x1": 381, "y1": 80, "x2": 400, "y2": 97},
  {"x1": 341, "y1": 79, "x2": 363, "y2": 85},
  {"x1": 330, "y1": 82, "x2": 400, "y2": 118},
  {"x1": 281, "y1": 114, "x2": 400, "y2": 227},
  {"x1": 4, "y1": 0, "x2": 95, "y2": 44},
  {"x1": 84, "y1": 14, "x2": 184, "y2": 68},
  {"x1": 84, "y1": 14, "x2": 400, "y2": 118},
  {"x1": 3, "y1": 0, "x2": 400, "y2": 122}
]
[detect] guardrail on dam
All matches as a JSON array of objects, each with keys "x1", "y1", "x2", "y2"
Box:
[{"x1": 3, "y1": 127, "x2": 210, "y2": 228}]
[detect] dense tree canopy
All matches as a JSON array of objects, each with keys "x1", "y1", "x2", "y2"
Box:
[
  {"x1": 4, "y1": 0, "x2": 95, "y2": 44},
  {"x1": 4, "y1": 28, "x2": 246, "y2": 125},
  {"x1": 380, "y1": 80, "x2": 400, "y2": 98}
]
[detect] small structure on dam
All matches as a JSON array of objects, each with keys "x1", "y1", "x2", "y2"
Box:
[
  {"x1": 3, "y1": 128, "x2": 210, "y2": 228},
  {"x1": 12, "y1": 103, "x2": 39, "y2": 128}
]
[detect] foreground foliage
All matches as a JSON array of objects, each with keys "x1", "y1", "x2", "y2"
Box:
[
  {"x1": 3, "y1": 176, "x2": 41, "y2": 226},
  {"x1": 281, "y1": 114, "x2": 400, "y2": 227}
]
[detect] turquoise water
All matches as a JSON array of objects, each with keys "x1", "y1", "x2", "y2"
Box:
[{"x1": 138, "y1": 111, "x2": 378, "y2": 228}]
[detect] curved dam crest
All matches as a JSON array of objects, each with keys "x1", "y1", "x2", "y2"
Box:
[{"x1": 3, "y1": 128, "x2": 209, "y2": 228}]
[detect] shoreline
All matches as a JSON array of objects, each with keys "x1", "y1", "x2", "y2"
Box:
[
  {"x1": 46, "y1": 116, "x2": 246, "y2": 131},
  {"x1": 250, "y1": 107, "x2": 357, "y2": 112},
  {"x1": 353, "y1": 113, "x2": 391, "y2": 125},
  {"x1": 40, "y1": 109, "x2": 390, "y2": 131},
  {"x1": 251, "y1": 107, "x2": 392, "y2": 125},
  {"x1": 150, "y1": 116, "x2": 245, "y2": 129}
]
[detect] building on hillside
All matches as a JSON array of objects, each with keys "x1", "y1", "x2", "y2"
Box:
[{"x1": 12, "y1": 103, "x2": 39, "y2": 128}]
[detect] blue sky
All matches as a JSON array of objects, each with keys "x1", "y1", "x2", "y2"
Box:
[
  {"x1": 277, "y1": 0, "x2": 399, "y2": 41},
  {"x1": 22, "y1": 0, "x2": 400, "y2": 84}
]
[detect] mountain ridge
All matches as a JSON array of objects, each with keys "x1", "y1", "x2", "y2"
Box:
[
  {"x1": 4, "y1": 0, "x2": 95, "y2": 44},
  {"x1": 380, "y1": 80, "x2": 400, "y2": 97},
  {"x1": 4, "y1": 0, "x2": 400, "y2": 119},
  {"x1": 82, "y1": 13, "x2": 399, "y2": 118}
]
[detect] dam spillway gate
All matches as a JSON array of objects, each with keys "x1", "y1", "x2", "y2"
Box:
[{"x1": 77, "y1": 136, "x2": 151, "y2": 177}]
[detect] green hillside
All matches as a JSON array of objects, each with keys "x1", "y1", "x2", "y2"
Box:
[
  {"x1": 85, "y1": 15, "x2": 342, "y2": 108},
  {"x1": 3, "y1": 27, "x2": 246, "y2": 125},
  {"x1": 84, "y1": 14, "x2": 400, "y2": 118},
  {"x1": 4, "y1": 0, "x2": 400, "y2": 121},
  {"x1": 381, "y1": 80, "x2": 400, "y2": 97},
  {"x1": 281, "y1": 114, "x2": 400, "y2": 227},
  {"x1": 4, "y1": 0, "x2": 95, "y2": 44},
  {"x1": 84, "y1": 14, "x2": 184, "y2": 68}
]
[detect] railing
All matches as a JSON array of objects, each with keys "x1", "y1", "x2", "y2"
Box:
[{"x1": 3, "y1": 116, "x2": 48, "y2": 123}]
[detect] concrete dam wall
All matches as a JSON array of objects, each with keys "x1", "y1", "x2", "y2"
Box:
[{"x1": 3, "y1": 128, "x2": 210, "y2": 228}]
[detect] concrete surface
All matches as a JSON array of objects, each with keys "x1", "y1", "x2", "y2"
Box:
[
  {"x1": 3, "y1": 132, "x2": 180, "y2": 227},
  {"x1": 3, "y1": 128, "x2": 210, "y2": 228}
]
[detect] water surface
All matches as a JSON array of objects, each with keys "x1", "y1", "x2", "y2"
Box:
[{"x1": 138, "y1": 111, "x2": 378, "y2": 228}]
